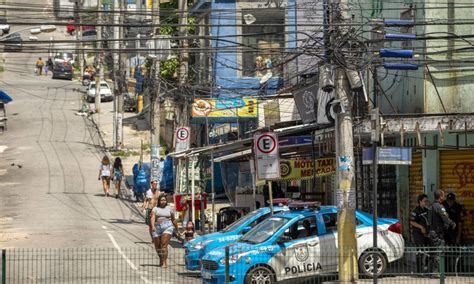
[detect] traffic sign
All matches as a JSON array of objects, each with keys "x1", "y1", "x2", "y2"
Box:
[
  {"x1": 175, "y1": 126, "x2": 190, "y2": 152},
  {"x1": 254, "y1": 132, "x2": 280, "y2": 180}
]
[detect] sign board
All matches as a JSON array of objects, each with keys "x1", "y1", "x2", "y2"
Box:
[
  {"x1": 279, "y1": 158, "x2": 336, "y2": 180},
  {"x1": 192, "y1": 98, "x2": 257, "y2": 119},
  {"x1": 293, "y1": 83, "x2": 317, "y2": 123},
  {"x1": 254, "y1": 132, "x2": 280, "y2": 180},
  {"x1": 362, "y1": 147, "x2": 412, "y2": 165},
  {"x1": 175, "y1": 126, "x2": 190, "y2": 152}
]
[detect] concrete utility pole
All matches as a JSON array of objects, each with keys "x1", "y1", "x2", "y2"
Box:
[
  {"x1": 178, "y1": 0, "x2": 188, "y2": 87},
  {"x1": 95, "y1": 0, "x2": 103, "y2": 113},
  {"x1": 331, "y1": 0, "x2": 359, "y2": 282},
  {"x1": 73, "y1": 0, "x2": 84, "y2": 77},
  {"x1": 150, "y1": 0, "x2": 161, "y2": 183},
  {"x1": 112, "y1": 0, "x2": 122, "y2": 150}
]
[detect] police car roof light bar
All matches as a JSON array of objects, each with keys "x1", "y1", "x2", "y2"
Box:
[{"x1": 288, "y1": 201, "x2": 321, "y2": 211}]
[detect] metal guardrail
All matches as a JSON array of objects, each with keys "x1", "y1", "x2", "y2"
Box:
[{"x1": 0, "y1": 246, "x2": 473, "y2": 283}]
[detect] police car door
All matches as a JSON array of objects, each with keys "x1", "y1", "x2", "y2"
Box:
[
  {"x1": 268, "y1": 216, "x2": 323, "y2": 282},
  {"x1": 317, "y1": 212, "x2": 339, "y2": 272}
]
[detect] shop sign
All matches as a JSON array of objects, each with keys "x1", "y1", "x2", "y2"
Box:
[
  {"x1": 192, "y1": 98, "x2": 257, "y2": 118},
  {"x1": 279, "y1": 158, "x2": 336, "y2": 180}
]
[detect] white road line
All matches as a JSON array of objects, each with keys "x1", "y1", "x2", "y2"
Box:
[
  {"x1": 106, "y1": 231, "x2": 150, "y2": 283},
  {"x1": 102, "y1": 225, "x2": 107, "y2": 229}
]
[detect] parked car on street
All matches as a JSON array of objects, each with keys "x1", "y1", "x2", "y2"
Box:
[
  {"x1": 2, "y1": 34, "x2": 22, "y2": 52},
  {"x1": 201, "y1": 204, "x2": 404, "y2": 284},
  {"x1": 52, "y1": 63, "x2": 73, "y2": 80},
  {"x1": 86, "y1": 81, "x2": 113, "y2": 102},
  {"x1": 184, "y1": 206, "x2": 289, "y2": 271}
]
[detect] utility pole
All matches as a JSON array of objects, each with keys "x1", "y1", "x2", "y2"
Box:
[
  {"x1": 112, "y1": 0, "x2": 121, "y2": 150},
  {"x1": 331, "y1": 0, "x2": 358, "y2": 282},
  {"x1": 150, "y1": 0, "x2": 161, "y2": 183},
  {"x1": 95, "y1": 0, "x2": 103, "y2": 113},
  {"x1": 74, "y1": 0, "x2": 84, "y2": 77},
  {"x1": 178, "y1": 0, "x2": 188, "y2": 86}
]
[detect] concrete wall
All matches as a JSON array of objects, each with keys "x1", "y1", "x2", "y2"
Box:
[{"x1": 424, "y1": 1, "x2": 474, "y2": 113}]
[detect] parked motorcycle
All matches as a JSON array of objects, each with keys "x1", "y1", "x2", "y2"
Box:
[{"x1": 123, "y1": 93, "x2": 137, "y2": 112}]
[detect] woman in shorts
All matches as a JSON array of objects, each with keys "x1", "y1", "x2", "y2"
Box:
[
  {"x1": 111, "y1": 157, "x2": 123, "y2": 199},
  {"x1": 150, "y1": 195, "x2": 178, "y2": 268},
  {"x1": 98, "y1": 155, "x2": 111, "y2": 197}
]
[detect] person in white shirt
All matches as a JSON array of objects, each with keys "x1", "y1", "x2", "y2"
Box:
[
  {"x1": 98, "y1": 155, "x2": 111, "y2": 197},
  {"x1": 143, "y1": 180, "x2": 161, "y2": 241}
]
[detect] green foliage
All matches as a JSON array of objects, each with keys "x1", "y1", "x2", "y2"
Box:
[{"x1": 160, "y1": 58, "x2": 179, "y2": 79}]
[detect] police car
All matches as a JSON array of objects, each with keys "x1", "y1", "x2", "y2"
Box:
[
  {"x1": 200, "y1": 203, "x2": 404, "y2": 283},
  {"x1": 184, "y1": 206, "x2": 289, "y2": 270}
]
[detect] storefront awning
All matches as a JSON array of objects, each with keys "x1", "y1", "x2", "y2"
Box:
[{"x1": 213, "y1": 149, "x2": 252, "y2": 163}]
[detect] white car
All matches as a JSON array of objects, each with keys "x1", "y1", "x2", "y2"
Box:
[{"x1": 86, "y1": 81, "x2": 113, "y2": 103}]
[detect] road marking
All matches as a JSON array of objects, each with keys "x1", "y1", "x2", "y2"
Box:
[
  {"x1": 102, "y1": 225, "x2": 107, "y2": 229},
  {"x1": 0, "y1": 145, "x2": 7, "y2": 153},
  {"x1": 106, "y1": 231, "x2": 150, "y2": 283}
]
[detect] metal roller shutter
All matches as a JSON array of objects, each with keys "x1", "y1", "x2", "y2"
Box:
[
  {"x1": 440, "y1": 150, "x2": 474, "y2": 242},
  {"x1": 409, "y1": 152, "x2": 423, "y2": 211}
]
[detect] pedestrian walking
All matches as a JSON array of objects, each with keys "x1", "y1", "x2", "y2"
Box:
[
  {"x1": 45, "y1": 57, "x2": 53, "y2": 76},
  {"x1": 111, "y1": 157, "x2": 124, "y2": 199},
  {"x1": 428, "y1": 190, "x2": 456, "y2": 274},
  {"x1": 150, "y1": 195, "x2": 178, "y2": 268},
  {"x1": 143, "y1": 180, "x2": 160, "y2": 242},
  {"x1": 35, "y1": 57, "x2": 44, "y2": 75},
  {"x1": 98, "y1": 155, "x2": 111, "y2": 197},
  {"x1": 410, "y1": 194, "x2": 430, "y2": 274}
]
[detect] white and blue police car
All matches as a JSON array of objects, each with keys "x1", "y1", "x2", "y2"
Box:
[
  {"x1": 200, "y1": 203, "x2": 404, "y2": 284},
  {"x1": 184, "y1": 206, "x2": 289, "y2": 270}
]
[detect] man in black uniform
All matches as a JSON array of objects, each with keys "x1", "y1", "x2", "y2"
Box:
[
  {"x1": 410, "y1": 194, "x2": 430, "y2": 273},
  {"x1": 443, "y1": 192, "x2": 463, "y2": 245},
  {"x1": 428, "y1": 190, "x2": 456, "y2": 274}
]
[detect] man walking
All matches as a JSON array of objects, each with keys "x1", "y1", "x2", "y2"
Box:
[
  {"x1": 428, "y1": 190, "x2": 456, "y2": 275},
  {"x1": 410, "y1": 194, "x2": 430, "y2": 274}
]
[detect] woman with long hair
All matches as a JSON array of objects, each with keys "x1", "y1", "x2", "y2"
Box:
[
  {"x1": 150, "y1": 195, "x2": 178, "y2": 268},
  {"x1": 98, "y1": 155, "x2": 111, "y2": 197},
  {"x1": 112, "y1": 157, "x2": 123, "y2": 199}
]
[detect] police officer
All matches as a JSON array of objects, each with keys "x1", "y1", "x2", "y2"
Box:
[
  {"x1": 443, "y1": 192, "x2": 463, "y2": 245},
  {"x1": 428, "y1": 190, "x2": 456, "y2": 274},
  {"x1": 410, "y1": 194, "x2": 430, "y2": 273}
]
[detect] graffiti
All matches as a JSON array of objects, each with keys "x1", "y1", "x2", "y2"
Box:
[{"x1": 452, "y1": 162, "x2": 474, "y2": 188}]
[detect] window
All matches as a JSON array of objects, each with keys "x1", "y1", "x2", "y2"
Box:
[
  {"x1": 322, "y1": 213, "x2": 338, "y2": 233},
  {"x1": 241, "y1": 8, "x2": 285, "y2": 77},
  {"x1": 283, "y1": 217, "x2": 317, "y2": 241}
]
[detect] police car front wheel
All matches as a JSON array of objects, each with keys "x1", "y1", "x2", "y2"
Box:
[
  {"x1": 245, "y1": 266, "x2": 275, "y2": 284},
  {"x1": 358, "y1": 250, "x2": 387, "y2": 277}
]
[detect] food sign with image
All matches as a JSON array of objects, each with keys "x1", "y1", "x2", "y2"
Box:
[{"x1": 192, "y1": 98, "x2": 257, "y2": 118}]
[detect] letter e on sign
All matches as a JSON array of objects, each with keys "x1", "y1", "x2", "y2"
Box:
[
  {"x1": 175, "y1": 126, "x2": 190, "y2": 152},
  {"x1": 254, "y1": 132, "x2": 280, "y2": 180}
]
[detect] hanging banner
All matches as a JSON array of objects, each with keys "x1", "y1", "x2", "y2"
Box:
[
  {"x1": 192, "y1": 98, "x2": 257, "y2": 118},
  {"x1": 279, "y1": 158, "x2": 336, "y2": 180}
]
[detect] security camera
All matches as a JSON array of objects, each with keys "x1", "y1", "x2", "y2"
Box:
[{"x1": 330, "y1": 99, "x2": 346, "y2": 114}]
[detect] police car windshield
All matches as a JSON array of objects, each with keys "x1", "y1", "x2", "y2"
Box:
[
  {"x1": 240, "y1": 217, "x2": 288, "y2": 244},
  {"x1": 221, "y1": 210, "x2": 259, "y2": 233}
]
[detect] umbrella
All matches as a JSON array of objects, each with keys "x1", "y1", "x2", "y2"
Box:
[{"x1": 0, "y1": 90, "x2": 12, "y2": 103}]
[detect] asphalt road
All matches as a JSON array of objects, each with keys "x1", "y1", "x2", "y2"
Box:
[{"x1": 0, "y1": 29, "x2": 198, "y2": 284}]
